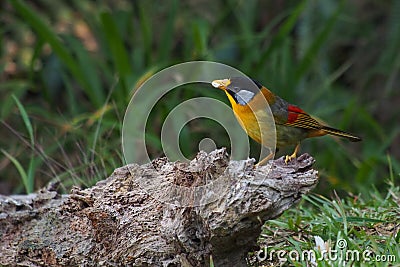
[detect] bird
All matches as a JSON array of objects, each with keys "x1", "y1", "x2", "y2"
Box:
[{"x1": 211, "y1": 77, "x2": 361, "y2": 165}]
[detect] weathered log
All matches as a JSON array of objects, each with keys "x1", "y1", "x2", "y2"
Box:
[{"x1": 0, "y1": 149, "x2": 318, "y2": 266}]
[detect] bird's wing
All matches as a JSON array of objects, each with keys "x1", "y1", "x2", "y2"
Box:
[
  {"x1": 283, "y1": 105, "x2": 322, "y2": 130},
  {"x1": 260, "y1": 87, "x2": 322, "y2": 129}
]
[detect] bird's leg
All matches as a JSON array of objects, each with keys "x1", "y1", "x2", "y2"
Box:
[
  {"x1": 285, "y1": 142, "x2": 300, "y2": 164},
  {"x1": 255, "y1": 151, "x2": 274, "y2": 167}
]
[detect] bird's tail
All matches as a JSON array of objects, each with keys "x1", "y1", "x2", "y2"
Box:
[{"x1": 321, "y1": 126, "x2": 361, "y2": 142}]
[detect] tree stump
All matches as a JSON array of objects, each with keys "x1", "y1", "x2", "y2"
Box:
[{"x1": 0, "y1": 149, "x2": 318, "y2": 266}]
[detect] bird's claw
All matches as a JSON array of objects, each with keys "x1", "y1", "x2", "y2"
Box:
[
  {"x1": 285, "y1": 143, "x2": 300, "y2": 164},
  {"x1": 284, "y1": 154, "x2": 296, "y2": 164}
]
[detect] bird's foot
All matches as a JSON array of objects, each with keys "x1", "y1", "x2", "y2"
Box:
[
  {"x1": 284, "y1": 152, "x2": 297, "y2": 164},
  {"x1": 285, "y1": 143, "x2": 300, "y2": 164}
]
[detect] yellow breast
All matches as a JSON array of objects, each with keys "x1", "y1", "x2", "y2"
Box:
[{"x1": 225, "y1": 91, "x2": 275, "y2": 146}]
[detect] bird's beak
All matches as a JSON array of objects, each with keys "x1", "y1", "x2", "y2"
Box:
[{"x1": 211, "y1": 79, "x2": 231, "y2": 91}]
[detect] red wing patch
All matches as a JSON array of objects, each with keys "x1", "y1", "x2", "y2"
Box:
[
  {"x1": 285, "y1": 105, "x2": 322, "y2": 129},
  {"x1": 287, "y1": 105, "x2": 304, "y2": 123},
  {"x1": 288, "y1": 105, "x2": 304, "y2": 113}
]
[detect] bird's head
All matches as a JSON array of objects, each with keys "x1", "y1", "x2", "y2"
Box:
[{"x1": 211, "y1": 77, "x2": 262, "y2": 106}]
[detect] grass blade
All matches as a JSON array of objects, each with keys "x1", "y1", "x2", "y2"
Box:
[
  {"x1": 158, "y1": 0, "x2": 178, "y2": 62},
  {"x1": 0, "y1": 81, "x2": 29, "y2": 119},
  {"x1": 99, "y1": 12, "x2": 132, "y2": 77},
  {"x1": 255, "y1": 0, "x2": 307, "y2": 71},
  {"x1": 1, "y1": 149, "x2": 32, "y2": 193},
  {"x1": 294, "y1": 0, "x2": 344, "y2": 83},
  {"x1": 12, "y1": 94, "x2": 34, "y2": 146}
]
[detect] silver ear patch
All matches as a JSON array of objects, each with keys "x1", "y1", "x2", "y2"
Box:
[{"x1": 235, "y1": 90, "x2": 255, "y2": 105}]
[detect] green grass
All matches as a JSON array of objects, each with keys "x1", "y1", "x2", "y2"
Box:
[
  {"x1": 248, "y1": 180, "x2": 400, "y2": 266},
  {"x1": 1, "y1": 95, "x2": 35, "y2": 193}
]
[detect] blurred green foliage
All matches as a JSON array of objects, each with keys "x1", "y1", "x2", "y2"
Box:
[{"x1": 0, "y1": 0, "x2": 399, "y2": 195}]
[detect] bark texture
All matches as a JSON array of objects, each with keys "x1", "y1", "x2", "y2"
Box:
[{"x1": 0, "y1": 149, "x2": 318, "y2": 266}]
